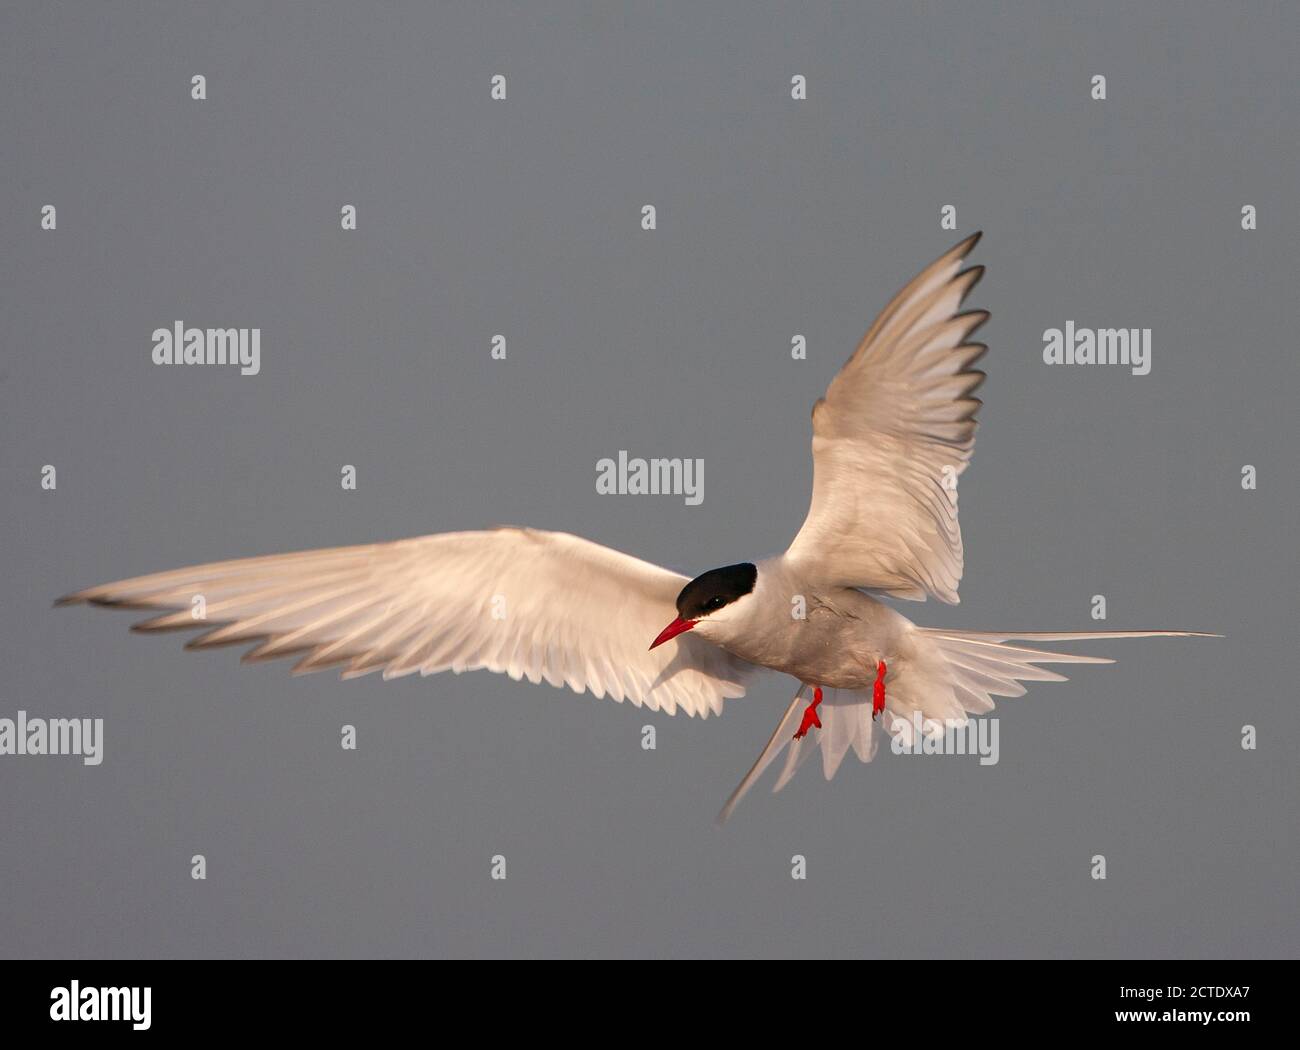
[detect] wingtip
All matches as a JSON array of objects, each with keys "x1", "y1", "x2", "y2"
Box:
[
  {"x1": 959, "y1": 263, "x2": 986, "y2": 291},
  {"x1": 958, "y1": 230, "x2": 983, "y2": 255},
  {"x1": 55, "y1": 587, "x2": 106, "y2": 607}
]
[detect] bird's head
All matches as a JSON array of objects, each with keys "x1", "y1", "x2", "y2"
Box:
[{"x1": 649, "y1": 562, "x2": 758, "y2": 649}]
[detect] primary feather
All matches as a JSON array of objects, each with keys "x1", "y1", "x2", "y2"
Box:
[{"x1": 57, "y1": 527, "x2": 753, "y2": 719}]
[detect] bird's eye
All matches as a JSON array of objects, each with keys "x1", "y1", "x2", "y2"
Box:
[{"x1": 707, "y1": 596, "x2": 725, "y2": 610}]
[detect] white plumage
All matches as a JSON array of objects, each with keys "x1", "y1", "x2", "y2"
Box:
[
  {"x1": 59, "y1": 234, "x2": 1215, "y2": 820},
  {"x1": 787, "y1": 234, "x2": 987, "y2": 603},
  {"x1": 59, "y1": 528, "x2": 750, "y2": 719}
]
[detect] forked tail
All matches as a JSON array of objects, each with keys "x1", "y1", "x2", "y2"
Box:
[
  {"x1": 717, "y1": 627, "x2": 1219, "y2": 824},
  {"x1": 915, "y1": 627, "x2": 1220, "y2": 721}
]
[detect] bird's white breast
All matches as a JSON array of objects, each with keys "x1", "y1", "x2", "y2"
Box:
[{"x1": 701, "y1": 557, "x2": 914, "y2": 689}]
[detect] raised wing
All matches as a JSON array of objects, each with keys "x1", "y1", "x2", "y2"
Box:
[
  {"x1": 57, "y1": 527, "x2": 753, "y2": 718},
  {"x1": 784, "y1": 233, "x2": 988, "y2": 603}
]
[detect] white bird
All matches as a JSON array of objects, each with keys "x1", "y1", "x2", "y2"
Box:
[{"x1": 58, "y1": 234, "x2": 1214, "y2": 821}]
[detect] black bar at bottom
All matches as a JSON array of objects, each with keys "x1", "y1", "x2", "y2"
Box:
[{"x1": 1, "y1": 959, "x2": 1289, "y2": 1036}]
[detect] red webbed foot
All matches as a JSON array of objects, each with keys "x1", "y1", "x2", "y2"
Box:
[
  {"x1": 793, "y1": 686, "x2": 824, "y2": 740},
  {"x1": 872, "y1": 660, "x2": 887, "y2": 720}
]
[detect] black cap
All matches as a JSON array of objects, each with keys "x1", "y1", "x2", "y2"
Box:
[{"x1": 676, "y1": 563, "x2": 757, "y2": 619}]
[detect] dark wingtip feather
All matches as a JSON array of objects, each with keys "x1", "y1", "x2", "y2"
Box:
[
  {"x1": 87, "y1": 595, "x2": 165, "y2": 610},
  {"x1": 953, "y1": 230, "x2": 982, "y2": 258},
  {"x1": 184, "y1": 632, "x2": 252, "y2": 651},
  {"x1": 131, "y1": 620, "x2": 193, "y2": 634}
]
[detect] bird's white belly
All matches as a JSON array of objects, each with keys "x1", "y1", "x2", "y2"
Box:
[{"x1": 720, "y1": 586, "x2": 913, "y2": 689}]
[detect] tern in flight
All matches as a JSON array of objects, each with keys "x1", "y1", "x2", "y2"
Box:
[{"x1": 58, "y1": 234, "x2": 1213, "y2": 821}]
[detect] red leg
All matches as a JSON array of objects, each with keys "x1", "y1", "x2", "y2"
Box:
[
  {"x1": 793, "y1": 686, "x2": 823, "y2": 739},
  {"x1": 872, "y1": 660, "x2": 887, "y2": 720}
]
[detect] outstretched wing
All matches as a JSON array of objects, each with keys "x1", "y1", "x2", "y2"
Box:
[
  {"x1": 784, "y1": 233, "x2": 988, "y2": 604},
  {"x1": 57, "y1": 527, "x2": 753, "y2": 718}
]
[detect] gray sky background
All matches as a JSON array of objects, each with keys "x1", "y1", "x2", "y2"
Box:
[{"x1": 2, "y1": 2, "x2": 1297, "y2": 958}]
